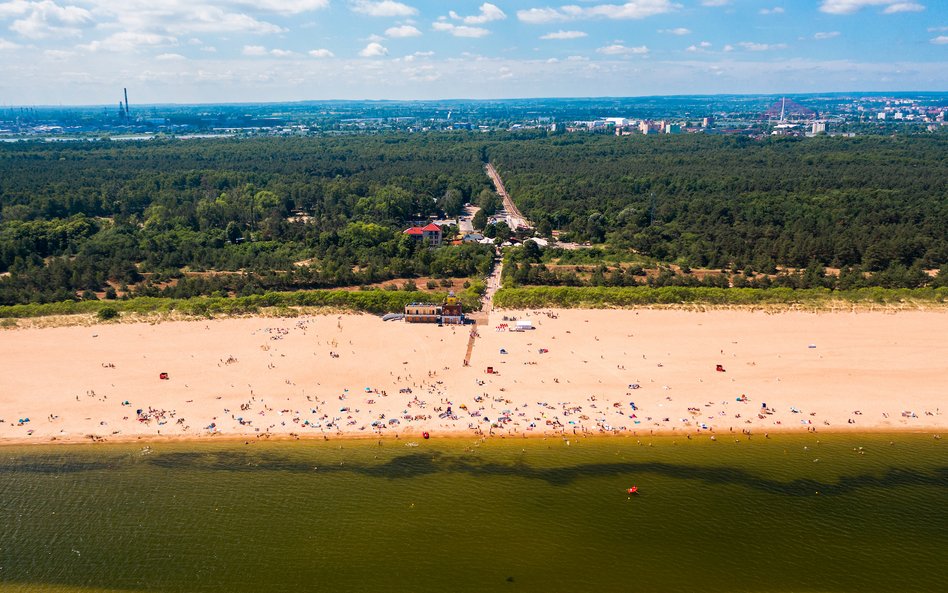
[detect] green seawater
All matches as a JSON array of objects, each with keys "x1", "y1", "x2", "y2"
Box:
[{"x1": 0, "y1": 435, "x2": 945, "y2": 593}]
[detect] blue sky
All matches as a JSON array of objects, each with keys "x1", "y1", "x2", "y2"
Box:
[{"x1": 0, "y1": 1, "x2": 945, "y2": 105}]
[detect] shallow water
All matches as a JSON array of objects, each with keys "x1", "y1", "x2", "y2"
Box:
[{"x1": 0, "y1": 434, "x2": 945, "y2": 593}]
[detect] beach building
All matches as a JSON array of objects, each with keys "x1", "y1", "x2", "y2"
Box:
[
  {"x1": 404, "y1": 303, "x2": 441, "y2": 323},
  {"x1": 441, "y1": 293, "x2": 464, "y2": 325},
  {"x1": 404, "y1": 292, "x2": 465, "y2": 324}
]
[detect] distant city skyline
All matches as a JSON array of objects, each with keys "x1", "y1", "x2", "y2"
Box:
[{"x1": 0, "y1": 1, "x2": 945, "y2": 105}]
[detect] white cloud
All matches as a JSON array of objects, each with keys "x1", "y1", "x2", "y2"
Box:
[
  {"x1": 8, "y1": 0, "x2": 93, "y2": 39},
  {"x1": 596, "y1": 43, "x2": 649, "y2": 55},
  {"x1": 517, "y1": 1, "x2": 679, "y2": 23},
  {"x1": 432, "y1": 22, "x2": 490, "y2": 38},
  {"x1": 402, "y1": 64, "x2": 440, "y2": 81},
  {"x1": 351, "y1": 1, "x2": 418, "y2": 17},
  {"x1": 928, "y1": 26, "x2": 948, "y2": 32},
  {"x1": 237, "y1": 0, "x2": 329, "y2": 14},
  {"x1": 359, "y1": 41, "x2": 388, "y2": 57},
  {"x1": 385, "y1": 24, "x2": 422, "y2": 38},
  {"x1": 308, "y1": 48, "x2": 335, "y2": 57},
  {"x1": 242, "y1": 45, "x2": 268, "y2": 56},
  {"x1": 81, "y1": 32, "x2": 177, "y2": 53},
  {"x1": 814, "y1": 31, "x2": 841, "y2": 39},
  {"x1": 701, "y1": 0, "x2": 730, "y2": 6},
  {"x1": 686, "y1": 41, "x2": 712, "y2": 51},
  {"x1": 883, "y1": 2, "x2": 924, "y2": 12},
  {"x1": 586, "y1": 1, "x2": 680, "y2": 19},
  {"x1": 0, "y1": 37, "x2": 20, "y2": 50},
  {"x1": 540, "y1": 30, "x2": 587, "y2": 40},
  {"x1": 449, "y1": 2, "x2": 506, "y2": 24},
  {"x1": 0, "y1": 1, "x2": 31, "y2": 19},
  {"x1": 658, "y1": 27, "x2": 691, "y2": 35},
  {"x1": 155, "y1": 52, "x2": 186, "y2": 60},
  {"x1": 66, "y1": 2, "x2": 287, "y2": 38},
  {"x1": 819, "y1": 0, "x2": 925, "y2": 15},
  {"x1": 516, "y1": 8, "x2": 567, "y2": 24},
  {"x1": 737, "y1": 41, "x2": 787, "y2": 51},
  {"x1": 759, "y1": 7, "x2": 785, "y2": 14},
  {"x1": 240, "y1": 45, "x2": 296, "y2": 57},
  {"x1": 402, "y1": 50, "x2": 433, "y2": 61},
  {"x1": 43, "y1": 48, "x2": 74, "y2": 58},
  {"x1": 723, "y1": 44, "x2": 734, "y2": 51},
  {"x1": 931, "y1": 35, "x2": 948, "y2": 44}
]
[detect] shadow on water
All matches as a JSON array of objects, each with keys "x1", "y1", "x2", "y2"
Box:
[{"x1": 3, "y1": 450, "x2": 946, "y2": 497}]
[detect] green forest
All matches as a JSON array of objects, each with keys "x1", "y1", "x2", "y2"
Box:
[
  {"x1": 0, "y1": 135, "x2": 494, "y2": 306},
  {"x1": 491, "y1": 133, "x2": 948, "y2": 277},
  {"x1": 1, "y1": 132, "x2": 946, "y2": 312}
]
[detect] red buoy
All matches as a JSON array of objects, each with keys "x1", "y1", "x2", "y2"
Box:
[
  {"x1": 627, "y1": 486, "x2": 638, "y2": 495},
  {"x1": 423, "y1": 432, "x2": 430, "y2": 439}
]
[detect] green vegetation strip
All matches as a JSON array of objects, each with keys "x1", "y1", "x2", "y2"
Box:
[
  {"x1": 0, "y1": 284, "x2": 485, "y2": 320},
  {"x1": 493, "y1": 286, "x2": 948, "y2": 309}
]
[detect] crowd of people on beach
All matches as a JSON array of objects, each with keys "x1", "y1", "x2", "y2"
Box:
[{"x1": 4, "y1": 310, "x2": 944, "y2": 443}]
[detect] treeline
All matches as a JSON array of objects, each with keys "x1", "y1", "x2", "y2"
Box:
[
  {"x1": 493, "y1": 286, "x2": 948, "y2": 309},
  {"x1": 0, "y1": 135, "x2": 493, "y2": 305},
  {"x1": 503, "y1": 242, "x2": 947, "y2": 290},
  {"x1": 503, "y1": 262, "x2": 947, "y2": 290},
  {"x1": 0, "y1": 283, "x2": 485, "y2": 320},
  {"x1": 489, "y1": 134, "x2": 948, "y2": 272}
]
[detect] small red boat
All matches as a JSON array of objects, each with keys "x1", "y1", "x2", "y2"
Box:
[{"x1": 627, "y1": 486, "x2": 638, "y2": 495}]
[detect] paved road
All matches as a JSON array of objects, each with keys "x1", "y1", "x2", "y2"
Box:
[
  {"x1": 485, "y1": 163, "x2": 530, "y2": 230},
  {"x1": 458, "y1": 205, "x2": 479, "y2": 234}
]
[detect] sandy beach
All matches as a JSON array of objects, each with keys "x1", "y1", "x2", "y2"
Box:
[{"x1": 1, "y1": 308, "x2": 945, "y2": 444}]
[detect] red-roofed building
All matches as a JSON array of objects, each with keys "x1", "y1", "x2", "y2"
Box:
[{"x1": 403, "y1": 223, "x2": 442, "y2": 246}]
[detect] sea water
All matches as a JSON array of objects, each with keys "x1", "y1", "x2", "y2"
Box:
[{"x1": 0, "y1": 434, "x2": 945, "y2": 593}]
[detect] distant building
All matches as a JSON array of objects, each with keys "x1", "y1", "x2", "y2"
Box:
[
  {"x1": 524, "y1": 237, "x2": 549, "y2": 248},
  {"x1": 403, "y1": 223, "x2": 442, "y2": 246},
  {"x1": 812, "y1": 122, "x2": 827, "y2": 134},
  {"x1": 462, "y1": 232, "x2": 485, "y2": 243}
]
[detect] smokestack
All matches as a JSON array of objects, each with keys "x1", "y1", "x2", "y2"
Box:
[{"x1": 124, "y1": 88, "x2": 129, "y2": 118}]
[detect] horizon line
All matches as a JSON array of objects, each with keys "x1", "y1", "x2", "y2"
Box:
[{"x1": 4, "y1": 90, "x2": 948, "y2": 110}]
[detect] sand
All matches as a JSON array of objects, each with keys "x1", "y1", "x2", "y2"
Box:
[{"x1": 1, "y1": 308, "x2": 945, "y2": 444}]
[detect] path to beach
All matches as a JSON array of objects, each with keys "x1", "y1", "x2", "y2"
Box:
[{"x1": 1, "y1": 308, "x2": 945, "y2": 444}]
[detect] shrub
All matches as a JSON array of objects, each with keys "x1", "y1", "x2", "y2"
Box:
[{"x1": 97, "y1": 307, "x2": 119, "y2": 321}]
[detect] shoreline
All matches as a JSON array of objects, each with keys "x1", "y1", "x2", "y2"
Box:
[
  {"x1": 1, "y1": 425, "x2": 944, "y2": 448},
  {"x1": 2, "y1": 308, "x2": 945, "y2": 447}
]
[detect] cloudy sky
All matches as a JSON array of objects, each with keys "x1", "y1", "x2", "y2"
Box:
[{"x1": 0, "y1": 0, "x2": 945, "y2": 105}]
